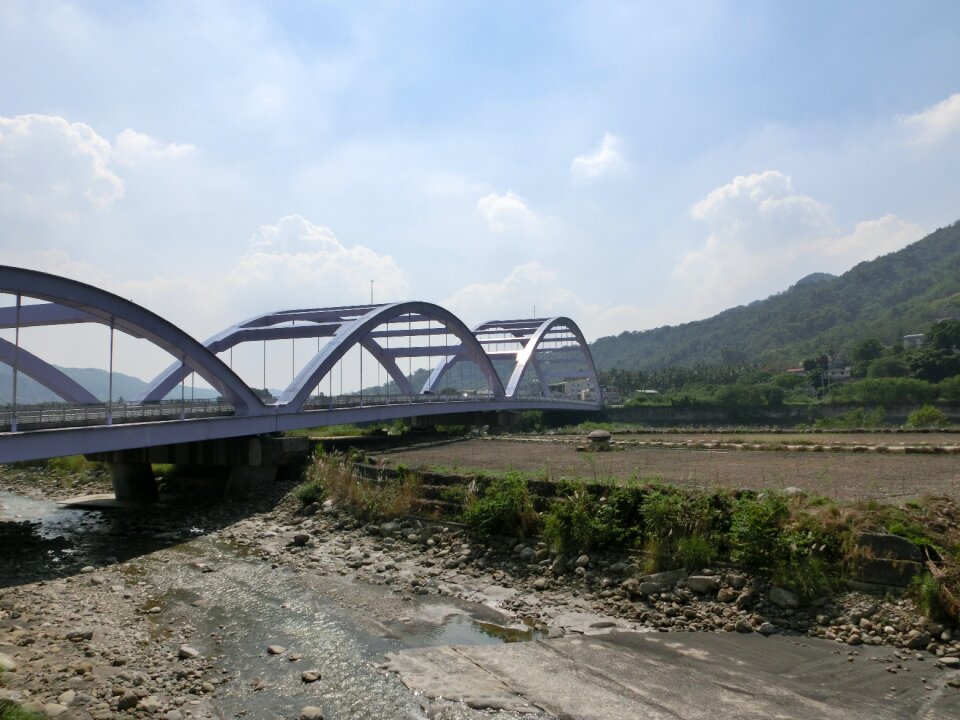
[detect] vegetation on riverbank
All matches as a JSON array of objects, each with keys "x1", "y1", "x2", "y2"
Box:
[{"x1": 294, "y1": 450, "x2": 960, "y2": 624}]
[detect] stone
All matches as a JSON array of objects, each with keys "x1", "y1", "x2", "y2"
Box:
[
  {"x1": 735, "y1": 618, "x2": 753, "y2": 633},
  {"x1": 178, "y1": 645, "x2": 200, "y2": 659},
  {"x1": 686, "y1": 576, "x2": 721, "y2": 593},
  {"x1": 117, "y1": 692, "x2": 139, "y2": 710},
  {"x1": 758, "y1": 622, "x2": 779, "y2": 635},
  {"x1": 66, "y1": 629, "x2": 94, "y2": 642},
  {"x1": 717, "y1": 588, "x2": 738, "y2": 603},
  {"x1": 643, "y1": 568, "x2": 688, "y2": 588},
  {"x1": 301, "y1": 670, "x2": 321, "y2": 683},
  {"x1": 726, "y1": 574, "x2": 747, "y2": 590},
  {"x1": 267, "y1": 645, "x2": 286, "y2": 655},
  {"x1": 292, "y1": 533, "x2": 310, "y2": 547},
  {"x1": 638, "y1": 582, "x2": 661, "y2": 596},
  {"x1": 855, "y1": 533, "x2": 923, "y2": 562},
  {"x1": 0, "y1": 652, "x2": 16, "y2": 672},
  {"x1": 300, "y1": 707, "x2": 324, "y2": 720},
  {"x1": 907, "y1": 632, "x2": 931, "y2": 650},
  {"x1": 140, "y1": 696, "x2": 162, "y2": 713},
  {"x1": 851, "y1": 558, "x2": 922, "y2": 587},
  {"x1": 769, "y1": 586, "x2": 799, "y2": 610},
  {"x1": 57, "y1": 690, "x2": 76, "y2": 706},
  {"x1": 44, "y1": 704, "x2": 69, "y2": 718},
  {"x1": 574, "y1": 555, "x2": 590, "y2": 568},
  {"x1": 164, "y1": 712, "x2": 184, "y2": 720},
  {"x1": 532, "y1": 578, "x2": 548, "y2": 591}
]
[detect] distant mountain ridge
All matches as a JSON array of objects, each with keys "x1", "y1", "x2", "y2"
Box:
[
  {"x1": 590, "y1": 220, "x2": 960, "y2": 371},
  {"x1": 0, "y1": 365, "x2": 220, "y2": 405}
]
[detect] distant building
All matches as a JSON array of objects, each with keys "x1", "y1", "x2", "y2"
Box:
[{"x1": 903, "y1": 333, "x2": 925, "y2": 349}]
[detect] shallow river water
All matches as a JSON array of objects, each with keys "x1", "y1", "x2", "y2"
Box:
[{"x1": 0, "y1": 490, "x2": 542, "y2": 720}]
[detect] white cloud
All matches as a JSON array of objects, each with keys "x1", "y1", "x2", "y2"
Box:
[
  {"x1": 571, "y1": 133, "x2": 625, "y2": 178},
  {"x1": 0, "y1": 114, "x2": 123, "y2": 217},
  {"x1": 477, "y1": 191, "x2": 541, "y2": 233},
  {"x1": 112, "y1": 128, "x2": 196, "y2": 166},
  {"x1": 674, "y1": 171, "x2": 924, "y2": 314},
  {"x1": 899, "y1": 92, "x2": 960, "y2": 145},
  {"x1": 232, "y1": 215, "x2": 408, "y2": 310},
  {"x1": 443, "y1": 262, "x2": 670, "y2": 340}
]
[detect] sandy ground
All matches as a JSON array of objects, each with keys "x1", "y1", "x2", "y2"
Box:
[{"x1": 376, "y1": 437, "x2": 960, "y2": 502}]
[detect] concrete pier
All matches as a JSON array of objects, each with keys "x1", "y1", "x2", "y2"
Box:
[{"x1": 88, "y1": 435, "x2": 309, "y2": 502}]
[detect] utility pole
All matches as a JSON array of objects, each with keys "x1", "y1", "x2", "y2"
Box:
[{"x1": 370, "y1": 279, "x2": 374, "y2": 304}]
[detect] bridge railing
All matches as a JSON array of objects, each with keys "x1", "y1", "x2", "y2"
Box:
[
  {"x1": 0, "y1": 398, "x2": 236, "y2": 432},
  {"x1": 0, "y1": 391, "x2": 599, "y2": 432}
]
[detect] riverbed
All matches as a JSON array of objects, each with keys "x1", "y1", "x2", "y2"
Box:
[{"x1": 2, "y1": 474, "x2": 960, "y2": 719}]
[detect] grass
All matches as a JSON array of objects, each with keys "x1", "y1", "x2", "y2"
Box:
[
  {"x1": 0, "y1": 701, "x2": 46, "y2": 720},
  {"x1": 462, "y1": 472, "x2": 539, "y2": 538},
  {"x1": 297, "y1": 452, "x2": 422, "y2": 521}
]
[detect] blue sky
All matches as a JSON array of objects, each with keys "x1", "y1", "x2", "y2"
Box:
[{"x1": 1, "y1": 1, "x2": 959, "y2": 385}]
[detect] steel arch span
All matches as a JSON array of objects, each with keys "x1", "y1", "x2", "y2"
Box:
[
  {"x1": 0, "y1": 266, "x2": 264, "y2": 415},
  {"x1": 0, "y1": 265, "x2": 603, "y2": 463}
]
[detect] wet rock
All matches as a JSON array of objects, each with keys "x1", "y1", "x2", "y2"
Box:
[
  {"x1": 301, "y1": 670, "x2": 321, "y2": 683},
  {"x1": 300, "y1": 706, "x2": 324, "y2": 720}
]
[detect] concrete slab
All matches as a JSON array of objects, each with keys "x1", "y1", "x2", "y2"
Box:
[{"x1": 383, "y1": 631, "x2": 960, "y2": 719}]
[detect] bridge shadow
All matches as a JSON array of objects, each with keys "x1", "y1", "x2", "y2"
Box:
[{"x1": 0, "y1": 471, "x2": 300, "y2": 590}]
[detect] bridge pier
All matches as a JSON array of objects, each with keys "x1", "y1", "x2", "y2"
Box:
[
  {"x1": 88, "y1": 435, "x2": 309, "y2": 502},
  {"x1": 109, "y1": 462, "x2": 159, "y2": 503}
]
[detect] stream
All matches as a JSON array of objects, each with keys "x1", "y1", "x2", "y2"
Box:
[{"x1": 0, "y1": 489, "x2": 543, "y2": 720}]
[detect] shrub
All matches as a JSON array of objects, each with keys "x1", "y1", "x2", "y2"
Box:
[
  {"x1": 463, "y1": 472, "x2": 539, "y2": 538},
  {"x1": 905, "y1": 404, "x2": 948, "y2": 429},
  {"x1": 293, "y1": 478, "x2": 326, "y2": 506},
  {"x1": 910, "y1": 573, "x2": 952, "y2": 622},
  {"x1": 676, "y1": 534, "x2": 716, "y2": 572},
  {"x1": 305, "y1": 453, "x2": 420, "y2": 521},
  {"x1": 729, "y1": 493, "x2": 790, "y2": 570},
  {"x1": 771, "y1": 554, "x2": 833, "y2": 602},
  {"x1": 543, "y1": 486, "x2": 599, "y2": 552}
]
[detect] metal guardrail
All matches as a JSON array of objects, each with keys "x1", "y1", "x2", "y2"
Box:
[{"x1": 0, "y1": 392, "x2": 599, "y2": 432}]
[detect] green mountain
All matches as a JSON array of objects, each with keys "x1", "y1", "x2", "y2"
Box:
[{"x1": 590, "y1": 220, "x2": 960, "y2": 371}]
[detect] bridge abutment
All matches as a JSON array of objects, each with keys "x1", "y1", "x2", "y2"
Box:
[{"x1": 88, "y1": 435, "x2": 309, "y2": 502}]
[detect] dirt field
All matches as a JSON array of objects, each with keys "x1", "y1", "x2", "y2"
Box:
[{"x1": 376, "y1": 437, "x2": 960, "y2": 502}]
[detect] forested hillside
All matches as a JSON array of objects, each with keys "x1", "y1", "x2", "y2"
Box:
[{"x1": 591, "y1": 220, "x2": 960, "y2": 371}]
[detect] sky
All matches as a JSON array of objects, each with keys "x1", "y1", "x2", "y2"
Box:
[{"x1": 1, "y1": 1, "x2": 960, "y2": 390}]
